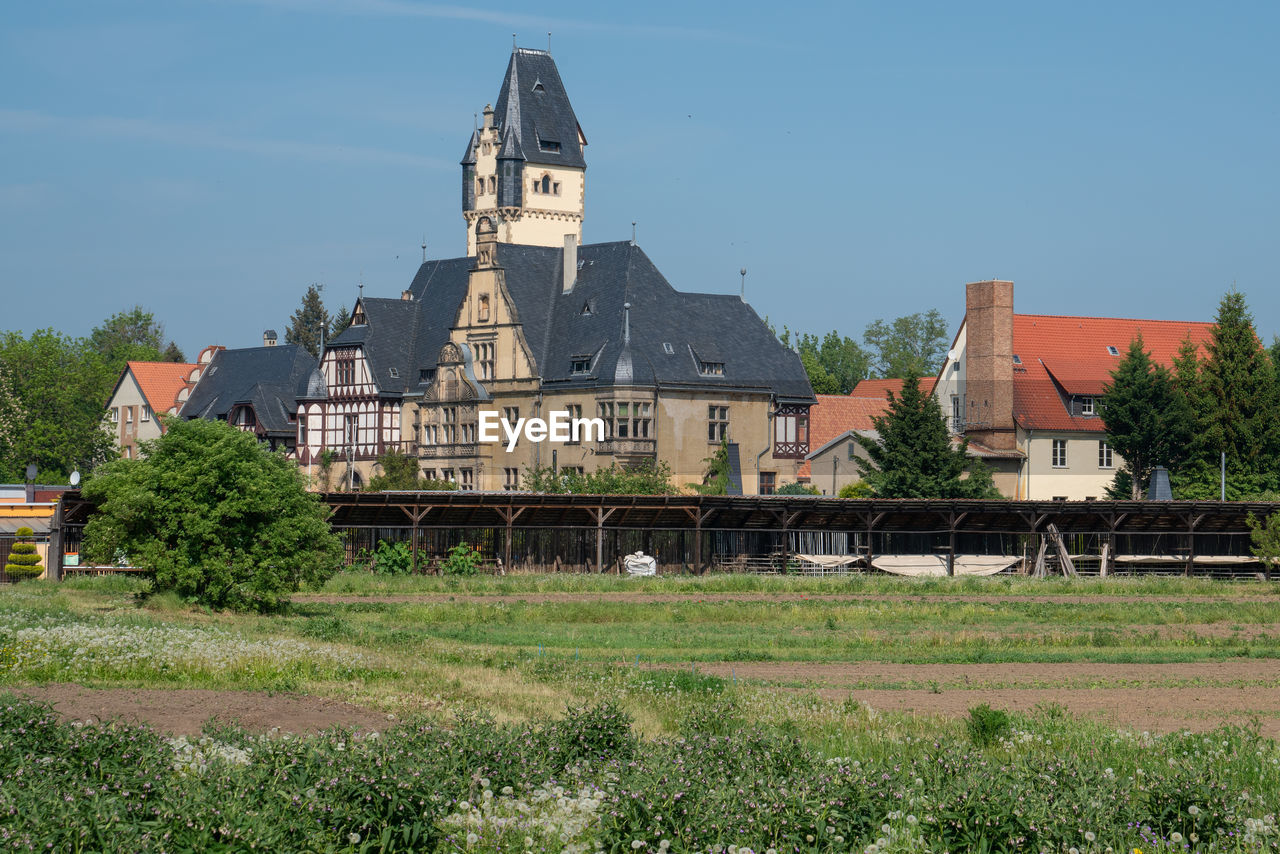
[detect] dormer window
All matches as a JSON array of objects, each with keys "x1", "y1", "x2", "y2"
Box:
[
  {"x1": 419, "y1": 368, "x2": 435, "y2": 384},
  {"x1": 351, "y1": 305, "x2": 366, "y2": 326},
  {"x1": 388, "y1": 367, "x2": 399, "y2": 379},
  {"x1": 1080, "y1": 397, "x2": 1095, "y2": 416},
  {"x1": 663, "y1": 343, "x2": 675, "y2": 355},
  {"x1": 699, "y1": 361, "x2": 725, "y2": 377},
  {"x1": 538, "y1": 139, "x2": 561, "y2": 153},
  {"x1": 1107, "y1": 346, "x2": 1120, "y2": 356},
  {"x1": 570, "y1": 356, "x2": 592, "y2": 375},
  {"x1": 532, "y1": 78, "x2": 545, "y2": 93}
]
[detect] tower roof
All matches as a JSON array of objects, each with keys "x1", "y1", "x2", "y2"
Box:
[
  {"x1": 460, "y1": 128, "x2": 479, "y2": 165},
  {"x1": 493, "y1": 48, "x2": 586, "y2": 169}
]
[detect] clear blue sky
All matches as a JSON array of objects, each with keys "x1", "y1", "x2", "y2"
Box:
[{"x1": 3, "y1": 1, "x2": 1278, "y2": 357}]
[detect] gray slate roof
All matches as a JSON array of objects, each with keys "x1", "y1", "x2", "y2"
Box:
[
  {"x1": 329, "y1": 242, "x2": 814, "y2": 403},
  {"x1": 180, "y1": 344, "x2": 316, "y2": 436},
  {"x1": 493, "y1": 48, "x2": 585, "y2": 169}
]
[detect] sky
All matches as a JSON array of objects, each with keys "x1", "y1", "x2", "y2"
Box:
[{"x1": 2, "y1": 1, "x2": 1278, "y2": 358}]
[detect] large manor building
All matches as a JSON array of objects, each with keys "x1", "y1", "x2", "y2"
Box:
[{"x1": 292, "y1": 48, "x2": 814, "y2": 492}]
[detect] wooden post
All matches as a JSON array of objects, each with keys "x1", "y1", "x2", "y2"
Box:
[
  {"x1": 499, "y1": 506, "x2": 525, "y2": 574},
  {"x1": 591, "y1": 506, "x2": 616, "y2": 574},
  {"x1": 1099, "y1": 538, "x2": 1110, "y2": 578},
  {"x1": 49, "y1": 496, "x2": 65, "y2": 583}
]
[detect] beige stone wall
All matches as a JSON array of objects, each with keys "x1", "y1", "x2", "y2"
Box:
[{"x1": 806, "y1": 436, "x2": 869, "y2": 495}]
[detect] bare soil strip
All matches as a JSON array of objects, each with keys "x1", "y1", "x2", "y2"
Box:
[
  {"x1": 296, "y1": 591, "x2": 1280, "y2": 606},
  {"x1": 8, "y1": 683, "x2": 392, "y2": 736}
]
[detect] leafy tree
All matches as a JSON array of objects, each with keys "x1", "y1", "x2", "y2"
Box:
[
  {"x1": 854, "y1": 371, "x2": 1000, "y2": 499},
  {"x1": 523, "y1": 460, "x2": 675, "y2": 494},
  {"x1": 1248, "y1": 511, "x2": 1280, "y2": 582},
  {"x1": 775, "y1": 480, "x2": 821, "y2": 495},
  {"x1": 81, "y1": 418, "x2": 342, "y2": 613},
  {"x1": 692, "y1": 439, "x2": 732, "y2": 495},
  {"x1": 0, "y1": 329, "x2": 115, "y2": 482},
  {"x1": 1100, "y1": 336, "x2": 1195, "y2": 499},
  {"x1": 3, "y1": 526, "x2": 44, "y2": 581},
  {"x1": 286, "y1": 284, "x2": 331, "y2": 358},
  {"x1": 330, "y1": 304, "x2": 353, "y2": 339},
  {"x1": 366, "y1": 447, "x2": 421, "y2": 491},
  {"x1": 862, "y1": 309, "x2": 949, "y2": 379},
  {"x1": 89, "y1": 306, "x2": 181, "y2": 374}
]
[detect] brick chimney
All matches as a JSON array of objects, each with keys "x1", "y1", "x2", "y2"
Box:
[{"x1": 963, "y1": 280, "x2": 1015, "y2": 450}]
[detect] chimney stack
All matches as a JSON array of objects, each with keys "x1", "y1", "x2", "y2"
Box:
[
  {"x1": 562, "y1": 234, "x2": 577, "y2": 294},
  {"x1": 963, "y1": 280, "x2": 1015, "y2": 450},
  {"x1": 263, "y1": 329, "x2": 277, "y2": 347}
]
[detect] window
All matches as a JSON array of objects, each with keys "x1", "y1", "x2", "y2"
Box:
[
  {"x1": 335, "y1": 351, "x2": 356, "y2": 386},
  {"x1": 1099, "y1": 440, "x2": 1114, "y2": 469},
  {"x1": 459, "y1": 469, "x2": 475, "y2": 491},
  {"x1": 538, "y1": 139, "x2": 561, "y2": 153},
  {"x1": 597, "y1": 401, "x2": 651, "y2": 441},
  {"x1": 759, "y1": 472, "x2": 776, "y2": 495},
  {"x1": 570, "y1": 356, "x2": 592, "y2": 375},
  {"x1": 442, "y1": 407, "x2": 457, "y2": 444},
  {"x1": 540, "y1": 175, "x2": 551, "y2": 194},
  {"x1": 951, "y1": 395, "x2": 962, "y2": 428},
  {"x1": 344, "y1": 413, "x2": 357, "y2": 446},
  {"x1": 423, "y1": 423, "x2": 439, "y2": 445},
  {"x1": 502, "y1": 406, "x2": 519, "y2": 433},
  {"x1": 111, "y1": 407, "x2": 119, "y2": 423},
  {"x1": 1012, "y1": 354, "x2": 1022, "y2": 365},
  {"x1": 440, "y1": 468, "x2": 455, "y2": 484},
  {"x1": 1052, "y1": 439, "x2": 1068, "y2": 468},
  {"x1": 662, "y1": 343, "x2": 674, "y2": 355},
  {"x1": 1080, "y1": 397, "x2": 1095, "y2": 416},
  {"x1": 504, "y1": 467, "x2": 521, "y2": 490},
  {"x1": 488, "y1": 176, "x2": 496, "y2": 194},
  {"x1": 1107, "y1": 346, "x2": 1120, "y2": 356},
  {"x1": 388, "y1": 367, "x2": 399, "y2": 379},
  {"x1": 708, "y1": 405, "x2": 729, "y2": 442},
  {"x1": 698, "y1": 360, "x2": 725, "y2": 377},
  {"x1": 126, "y1": 407, "x2": 133, "y2": 424},
  {"x1": 477, "y1": 295, "x2": 491, "y2": 323},
  {"x1": 474, "y1": 342, "x2": 495, "y2": 380},
  {"x1": 773, "y1": 407, "x2": 809, "y2": 458},
  {"x1": 564, "y1": 404, "x2": 583, "y2": 444},
  {"x1": 141, "y1": 405, "x2": 152, "y2": 422},
  {"x1": 420, "y1": 368, "x2": 435, "y2": 384},
  {"x1": 848, "y1": 442, "x2": 857, "y2": 461},
  {"x1": 553, "y1": 182, "x2": 561, "y2": 195}
]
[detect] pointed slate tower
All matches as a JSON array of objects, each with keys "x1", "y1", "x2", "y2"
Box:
[{"x1": 462, "y1": 47, "x2": 587, "y2": 255}]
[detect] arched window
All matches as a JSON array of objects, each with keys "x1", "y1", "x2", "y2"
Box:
[
  {"x1": 488, "y1": 176, "x2": 496, "y2": 194},
  {"x1": 540, "y1": 175, "x2": 551, "y2": 194},
  {"x1": 478, "y1": 295, "x2": 491, "y2": 322}
]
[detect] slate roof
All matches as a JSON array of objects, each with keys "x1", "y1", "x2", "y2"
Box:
[
  {"x1": 493, "y1": 48, "x2": 586, "y2": 169},
  {"x1": 180, "y1": 344, "x2": 316, "y2": 437},
  {"x1": 331, "y1": 241, "x2": 814, "y2": 405},
  {"x1": 1010, "y1": 314, "x2": 1214, "y2": 432}
]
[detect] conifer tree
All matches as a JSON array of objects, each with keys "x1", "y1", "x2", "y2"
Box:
[
  {"x1": 285, "y1": 284, "x2": 331, "y2": 358},
  {"x1": 1101, "y1": 336, "x2": 1195, "y2": 498},
  {"x1": 330, "y1": 304, "x2": 353, "y2": 339},
  {"x1": 854, "y1": 371, "x2": 999, "y2": 498},
  {"x1": 3, "y1": 526, "x2": 43, "y2": 581}
]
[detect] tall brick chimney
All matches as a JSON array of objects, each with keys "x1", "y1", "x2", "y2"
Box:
[{"x1": 964, "y1": 280, "x2": 1015, "y2": 450}]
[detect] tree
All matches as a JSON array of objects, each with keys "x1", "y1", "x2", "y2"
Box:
[
  {"x1": 1100, "y1": 336, "x2": 1195, "y2": 499},
  {"x1": 1249, "y1": 510, "x2": 1280, "y2": 581},
  {"x1": 776, "y1": 480, "x2": 821, "y2": 495},
  {"x1": 523, "y1": 460, "x2": 675, "y2": 494},
  {"x1": 854, "y1": 371, "x2": 1000, "y2": 499},
  {"x1": 162, "y1": 341, "x2": 186, "y2": 362},
  {"x1": 367, "y1": 447, "x2": 421, "y2": 491},
  {"x1": 862, "y1": 309, "x2": 949, "y2": 379},
  {"x1": 0, "y1": 329, "x2": 115, "y2": 482},
  {"x1": 331, "y1": 304, "x2": 353, "y2": 339},
  {"x1": 768, "y1": 321, "x2": 870, "y2": 395},
  {"x1": 1198, "y1": 291, "x2": 1280, "y2": 475},
  {"x1": 89, "y1": 306, "x2": 181, "y2": 374},
  {"x1": 81, "y1": 418, "x2": 342, "y2": 612},
  {"x1": 692, "y1": 439, "x2": 732, "y2": 495},
  {"x1": 286, "y1": 284, "x2": 331, "y2": 358},
  {"x1": 3, "y1": 527, "x2": 43, "y2": 581}
]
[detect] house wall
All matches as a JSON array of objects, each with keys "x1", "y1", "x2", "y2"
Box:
[
  {"x1": 105, "y1": 372, "x2": 163, "y2": 459},
  {"x1": 1019, "y1": 430, "x2": 1118, "y2": 500},
  {"x1": 806, "y1": 438, "x2": 869, "y2": 495},
  {"x1": 934, "y1": 323, "x2": 968, "y2": 434}
]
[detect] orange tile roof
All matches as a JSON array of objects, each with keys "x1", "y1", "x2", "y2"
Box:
[
  {"x1": 798, "y1": 394, "x2": 887, "y2": 477},
  {"x1": 850, "y1": 377, "x2": 938, "y2": 400},
  {"x1": 1010, "y1": 314, "x2": 1213, "y2": 432},
  {"x1": 126, "y1": 361, "x2": 199, "y2": 413}
]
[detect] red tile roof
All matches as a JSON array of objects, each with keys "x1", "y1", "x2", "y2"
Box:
[
  {"x1": 850, "y1": 377, "x2": 938, "y2": 400},
  {"x1": 1010, "y1": 314, "x2": 1213, "y2": 432},
  {"x1": 127, "y1": 361, "x2": 199, "y2": 414},
  {"x1": 798, "y1": 379, "x2": 943, "y2": 478}
]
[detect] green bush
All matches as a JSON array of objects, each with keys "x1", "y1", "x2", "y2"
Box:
[
  {"x1": 440, "y1": 541, "x2": 481, "y2": 576},
  {"x1": 553, "y1": 701, "x2": 636, "y2": 764},
  {"x1": 372, "y1": 540, "x2": 412, "y2": 575},
  {"x1": 966, "y1": 702, "x2": 1011, "y2": 747},
  {"x1": 838, "y1": 480, "x2": 876, "y2": 498},
  {"x1": 4, "y1": 526, "x2": 43, "y2": 581}
]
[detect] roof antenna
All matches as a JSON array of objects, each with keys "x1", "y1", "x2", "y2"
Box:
[
  {"x1": 631, "y1": 221, "x2": 637, "y2": 246},
  {"x1": 740, "y1": 267, "x2": 747, "y2": 301}
]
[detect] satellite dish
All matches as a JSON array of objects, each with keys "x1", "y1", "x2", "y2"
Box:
[
  {"x1": 25, "y1": 462, "x2": 37, "y2": 481},
  {"x1": 946, "y1": 349, "x2": 957, "y2": 362},
  {"x1": 70, "y1": 470, "x2": 81, "y2": 486}
]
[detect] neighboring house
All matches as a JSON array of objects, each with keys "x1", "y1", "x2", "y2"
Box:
[
  {"x1": 0, "y1": 484, "x2": 68, "y2": 582},
  {"x1": 180, "y1": 341, "x2": 318, "y2": 458},
  {"x1": 298, "y1": 46, "x2": 814, "y2": 492},
  {"x1": 799, "y1": 380, "x2": 938, "y2": 494},
  {"x1": 105, "y1": 356, "x2": 213, "y2": 459},
  {"x1": 934, "y1": 280, "x2": 1213, "y2": 499}
]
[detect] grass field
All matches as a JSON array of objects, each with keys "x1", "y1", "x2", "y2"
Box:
[{"x1": 3, "y1": 573, "x2": 1280, "y2": 851}]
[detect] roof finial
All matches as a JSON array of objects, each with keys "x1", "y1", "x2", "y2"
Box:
[
  {"x1": 740, "y1": 267, "x2": 747, "y2": 301},
  {"x1": 623, "y1": 302, "x2": 632, "y2": 344},
  {"x1": 318, "y1": 319, "x2": 325, "y2": 355},
  {"x1": 358, "y1": 280, "x2": 364, "y2": 302},
  {"x1": 422, "y1": 234, "x2": 427, "y2": 263},
  {"x1": 547, "y1": 31, "x2": 552, "y2": 53},
  {"x1": 631, "y1": 221, "x2": 637, "y2": 246},
  {"x1": 512, "y1": 33, "x2": 517, "y2": 50}
]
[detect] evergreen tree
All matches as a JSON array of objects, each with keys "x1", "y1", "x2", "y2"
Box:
[
  {"x1": 286, "y1": 284, "x2": 331, "y2": 358},
  {"x1": 330, "y1": 304, "x2": 353, "y2": 339},
  {"x1": 1178, "y1": 291, "x2": 1280, "y2": 498},
  {"x1": 854, "y1": 371, "x2": 1000, "y2": 498},
  {"x1": 162, "y1": 341, "x2": 186, "y2": 362},
  {"x1": 1100, "y1": 336, "x2": 1195, "y2": 499},
  {"x1": 3, "y1": 526, "x2": 43, "y2": 581}
]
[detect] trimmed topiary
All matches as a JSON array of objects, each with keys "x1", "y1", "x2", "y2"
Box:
[{"x1": 5, "y1": 526, "x2": 44, "y2": 581}]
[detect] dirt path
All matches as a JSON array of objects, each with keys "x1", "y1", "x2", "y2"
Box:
[{"x1": 7, "y1": 683, "x2": 393, "y2": 736}]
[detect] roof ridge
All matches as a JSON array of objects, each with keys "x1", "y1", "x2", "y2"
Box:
[{"x1": 1015, "y1": 312, "x2": 1214, "y2": 326}]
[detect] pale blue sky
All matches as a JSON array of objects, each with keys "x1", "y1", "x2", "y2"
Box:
[{"x1": 2, "y1": 1, "x2": 1277, "y2": 356}]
